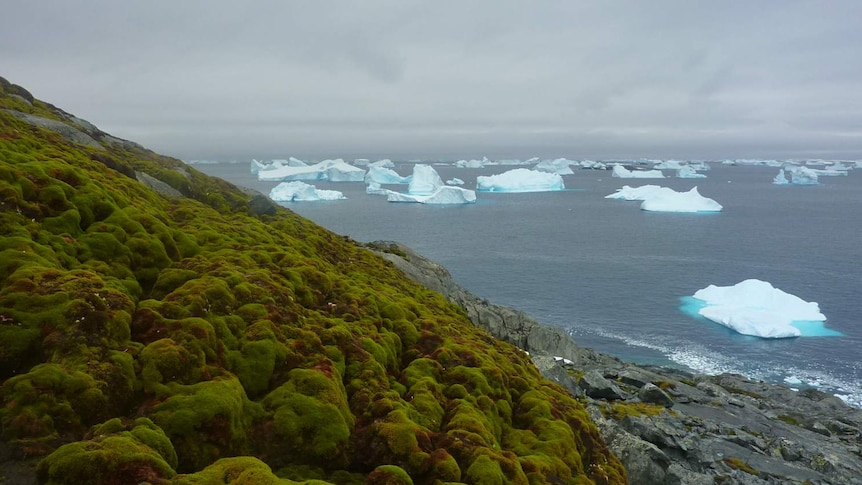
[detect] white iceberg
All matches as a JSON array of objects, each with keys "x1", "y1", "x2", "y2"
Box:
[
  {"x1": 653, "y1": 160, "x2": 686, "y2": 170},
  {"x1": 691, "y1": 279, "x2": 826, "y2": 338},
  {"x1": 677, "y1": 165, "x2": 707, "y2": 179},
  {"x1": 579, "y1": 160, "x2": 608, "y2": 170},
  {"x1": 269, "y1": 181, "x2": 345, "y2": 202},
  {"x1": 408, "y1": 164, "x2": 445, "y2": 195},
  {"x1": 446, "y1": 178, "x2": 465, "y2": 186},
  {"x1": 476, "y1": 168, "x2": 565, "y2": 193},
  {"x1": 612, "y1": 165, "x2": 665, "y2": 179},
  {"x1": 454, "y1": 157, "x2": 490, "y2": 168},
  {"x1": 775, "y1": 166, "x2": 819, "y2": 185},
  {"x1": 365, "y1": 182, "x2": 391, "y2": 196},
  {"x1": 605, "y1": 185, "x2": 673, "y2": 201},
  {"x1": 365, "y1": 165, "x2": 411, "y2": 184},
  {"x1": 640, "y1": 187, "x2": 722, "y2": 212},
  {"x1": 387, "y1": 186, "x2": 476, "y2": 204},
  {"x1": 534, "y1": 158, "x2": 575, "y2": 175},
  {"x1": 258, "y1": 159, "x2": 366, "y2": 182},
  {"x1": 369, "y1": 159, "x2": 395, "y2": 168}
]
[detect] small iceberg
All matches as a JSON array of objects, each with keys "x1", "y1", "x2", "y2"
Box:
[
  {"x1": 677, "y1": 165, "x2": 707, "y2": 179},
  {"x1": 258, "y1": 159, "x2": 366, "y2": 182},
  {"x1": 476, "y1": 168, "x2": 565, "y2": 192},
  {"x1": 774, "y1": 166, "x2": 819, "y2": 185},
  {"x1": 640, "y1": 187, "x2": 722, "y2": 212},
  {"x1": 446, "y1": 178, "x2": 465, "y2": 186},
  {"x1": 383, "y1": 164, "x2": 476, "y2": 204},
  {"x1": 387, "y1": 186, "x2": 477, "y2": 204},
  {"x1": 534, "y1": 158, "x2": 575, "y2": 175},
  {"x1": 454, "y1": 157, "x2": 490, "y2": 168},
  {"x1": 684, "y1": 279, "x2": 840, "y2": 339},
  {"x1": 604, "y1": 185, "x2": 670, "y2": 201},
  {"x1": 612, "y1": 165, "x2": 665, "y2": 179},
  {"x1": 269, "y1": 181, "x2": 345, "y2": 202}
]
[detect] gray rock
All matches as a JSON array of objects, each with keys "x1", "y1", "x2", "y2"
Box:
[
  {"x1": 579, "y1": 370, "x2": 626, "y2": 400},
  {"x1": 2, "y1": 109, "x2": 103, "y2": 149},
  {"x1": 371, "y1": 241, "x2": 862, "y2": 485},
  {"x1": 639, "y1": 383, "x2": 674, "y2": 407},
  {"x1": 136, "y1": 171, "x2": 183, "y2": 198}
]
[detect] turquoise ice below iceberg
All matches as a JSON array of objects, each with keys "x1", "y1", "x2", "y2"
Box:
[{"x1": 680, "y1": 279, "x2": 843, "y2": 338}]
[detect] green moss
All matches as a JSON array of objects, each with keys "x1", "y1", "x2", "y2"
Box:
[
  {"x1": 722, "y1": 457, "x2": 760, "y2": 476},
  {"x1": 0, "y1": 88, "x2": 626, "y2": 484},
  {"x1": 367, "y1": 464, "x2": 414, "y2": 485},
  {"x1": 603, "y1": 401, "x2": 668, "y2": 420},
  {"x1": 36, "y1": 419, "x2": 177, "y2": 484}
]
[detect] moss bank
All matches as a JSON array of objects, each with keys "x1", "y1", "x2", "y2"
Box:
[{"x1": 0, "y1": 76, "x2": 625, "y2": 484}]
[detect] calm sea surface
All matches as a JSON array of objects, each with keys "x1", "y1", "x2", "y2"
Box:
[{"x1": 194, "y1": 161, "x2": 862, "y2": 406}]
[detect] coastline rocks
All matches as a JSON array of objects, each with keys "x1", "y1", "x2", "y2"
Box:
[{"x1": 376, "y1": 241, "x2": 862, "y2": 485}]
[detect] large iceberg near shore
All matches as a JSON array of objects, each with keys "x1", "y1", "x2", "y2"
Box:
[
  {"x1": 476, "y1": 168, "x2": 565, "y2": 192},
  {"x1": 269, "y1": 181, "x2": 345, "y2": 202},
  {"x1": 258, "y1": 159, "x2": 366, "y2": 182},
  {"x1": 688, "y1": 279, "x2": 829, "y2": 338},
  {"x1": 612, "y1": 165, "x2": 665, "y2": 179}
]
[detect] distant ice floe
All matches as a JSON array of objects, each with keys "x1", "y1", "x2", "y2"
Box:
[
  {"x1": 534, "y1": 158, "x2": 575, "y2": 175},
  {"x1": 365, "y1": 165, "x2": 411, "y2": 185},
  {"x1": 369, "y1": 159, "x2": 395, "y2": 168},
  {"x1": 258, "y1": 159, "x2": 365, "y2": 182},
  {"x1": 604, "y1": 185, "x2": 670, "y2": 201},
  {"x1": 269, "y1": 181, "x2": 345, "y2": 202},
  {"x1": 476, "y1": 168, "x2": 565, "y2": 193},
  {"x1": 612, "y1": 165, "x2": 665, "y2": 179},
  {"x1": 454, "y1": 157, "x2": 490, "y2": 168},
  {"x1": 684, "y1": 279, "x2": 840, "y2": 339},
  {"x1": 640, "y1": 187, "x2": 722, "y2": 213},
  {"x1": 774, "y1": 166, "x2": 819, "y2": 185},
  {"x1": 446, "y1": 178, "x2": 465, "y2": 186},
  {"x1": 677, "y1": 165, "x2": 707, "y2": 179}
]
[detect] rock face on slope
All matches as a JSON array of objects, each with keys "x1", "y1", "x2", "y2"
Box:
[{"x1": 373, "y1": 241, "x2": 862, "y2": 485}]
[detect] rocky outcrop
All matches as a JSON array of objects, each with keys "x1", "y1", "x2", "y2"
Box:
[
  {"x1": 368, "y1": 241, "x2": 581, "y2": 361},
  {"x1": 377, "y1": 241, "x2": 862, "y2": 485}
]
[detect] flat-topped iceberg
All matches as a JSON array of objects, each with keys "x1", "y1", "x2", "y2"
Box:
[
  {"x1": 365, "y1": 165, "x2": 411, "y2": 184},
  {"x1": 640, "y1": 187, "x2": 722, "y2": 212},
  {"x1": 677, "y1": 165, "x2": 707, "y2": 179},
  {"x1": 688, "y1": 279, "x2": 829, "y2": 338},
  {"x1": 612, "y1": 165, "x2": 665, "y2": 179},
  {"x1": 269, "y1": 181, "x2": 345, "y2": 202},
  {"x1": 387, "y1": 186, "x2": 477, "y2": 204},
  {"x1": 258, "y1": 159, "x2": 366, "y2": 182},
  {"x1": 408, "y1": 164, "x2": 445, "y2": 195},
  {"x1": 476, "y1": 168, "x2": 565, "y2": 192},
  {"x1": 368, "y1": 159, "x2": 395, "y2": 168},
  {"x1": 446, "y1": 178, "x2": 465, "y2": 185},
  {"x1": 605, "y1": 185, "x2": 673, "y2": 201},
  {"x1": 455, "y1": 157, "x2": 490, "y2": 168},
  {"x1": 534, "y1": 158, "x2": 575, "y2": 175}
]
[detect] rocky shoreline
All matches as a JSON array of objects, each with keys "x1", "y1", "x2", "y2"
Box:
[{"x1": 370, "y1": 241, "x2": 862, "y2": 485}]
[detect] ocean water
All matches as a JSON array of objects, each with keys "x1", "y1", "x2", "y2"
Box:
[{"x1": 194, "y1": 161, "x2": 862, "y2": 406}]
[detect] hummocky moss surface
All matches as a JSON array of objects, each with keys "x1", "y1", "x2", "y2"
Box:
[{"x1": 0, "y1": 76, "x2": 626, "y2": 484}]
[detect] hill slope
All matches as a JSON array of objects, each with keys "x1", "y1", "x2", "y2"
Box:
[{"x1": 0, "y1": 77, "x2": 625, "y2": 484}]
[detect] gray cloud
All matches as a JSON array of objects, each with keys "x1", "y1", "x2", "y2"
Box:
[{"x1": 2, "y1": 0, "x2": 860, "y2": 160}]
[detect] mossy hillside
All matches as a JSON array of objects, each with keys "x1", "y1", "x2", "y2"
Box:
[{"x1": 0, "y1": 79, "x2": 625, "y2": 484}]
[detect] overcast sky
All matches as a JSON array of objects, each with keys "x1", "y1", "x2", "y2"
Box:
[{"x1": 2, "y1": 1, "x2": 860, "y2": 161}]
